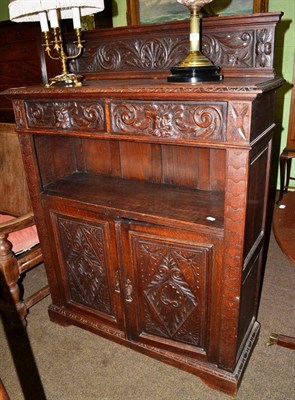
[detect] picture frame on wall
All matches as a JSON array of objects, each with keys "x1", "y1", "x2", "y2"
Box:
[{"x1": 126, "y1": 0, "x2": 269, "y2": 25}]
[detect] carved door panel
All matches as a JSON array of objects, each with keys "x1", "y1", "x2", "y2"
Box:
[
  {"x1": 47, "y1": 205, "x2": 125, "y2": 333},
  {"x1": 120, "y1": 221, "x2": 214, "y2": 359}
]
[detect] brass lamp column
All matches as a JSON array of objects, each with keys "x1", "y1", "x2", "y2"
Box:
[{"x1": 168, "y1": 0, "x2": 222, "y2": 83}]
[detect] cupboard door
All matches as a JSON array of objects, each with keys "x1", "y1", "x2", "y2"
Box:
[
  {"x1": 46, "y1": 204, "x2": 125, "y2": 333},
  {"x1": 120, "y1": 221, "x2": 215, "y2": 359}
]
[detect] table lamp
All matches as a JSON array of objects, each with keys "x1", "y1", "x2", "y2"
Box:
[
  {"x1": 9, "y1": 0, "x2": 105, "y2": 87},
  {"x1": 168, "y1": 0, "x2": 222, "y2": 83}
]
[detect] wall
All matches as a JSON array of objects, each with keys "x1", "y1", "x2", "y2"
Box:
[
  {"x1": 0, "y1": 0, "x2": 9, "y2": 21},
  {"x1": 112, "y1": 0, "x2": 127, "y2": 27}
]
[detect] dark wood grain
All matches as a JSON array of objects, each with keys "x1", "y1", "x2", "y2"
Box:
[{"x1": 43, "y1": 172, "x2": 224, "y2": 232}]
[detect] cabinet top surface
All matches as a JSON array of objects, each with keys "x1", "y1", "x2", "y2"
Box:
[{"x1": 2, "y1": 76, "x2": 284, "y2": 100}]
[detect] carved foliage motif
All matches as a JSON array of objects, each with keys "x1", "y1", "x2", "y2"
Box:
[
  {"x1": 111, "y1": 101, "x2": 225, "y2": 140},
  {"x1": 57, "y1": 216, "x2": 113, "y2": 315},
  {"x1": 26, "y1": 101, "x2": 105, "y2": 131},
  {"x1": 70, "y1": 37, "x2": 187, "y2": 72},
  {"x1": 133, "y1": 237, "x2": 208, "y2": 347},
  {"x1": 202, "y1": 31, "x2": 254, "y2": 68},
  {"x1": 203, "y1": 28, "x2": 273, "y2": 69}
]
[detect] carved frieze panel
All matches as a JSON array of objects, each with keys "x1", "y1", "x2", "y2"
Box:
[
  {"x1": 56, "y1": 216, "x2": 113, "y2": 315},
  {"x1": 25, "y1": 101, "x2": 105, "y2": 131},
  {"x1": 67, "y1": 17, "x2": 277, "y2": 78},
  {"x1": 111, "y1": 101, "x2": 226, "y2": 141},
  {"x1": 132, "y1": 235, "x2": 209, "y2": 347}
]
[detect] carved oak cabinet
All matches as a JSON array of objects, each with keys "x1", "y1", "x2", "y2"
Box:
[{"x1": 3, "y1": 13, "x2": 284, "y2": 396}]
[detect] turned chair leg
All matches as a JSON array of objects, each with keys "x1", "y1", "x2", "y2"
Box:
[
  {"x1": 266, "y1": 333, "x2": 295, "y2": 350},
  {"x1": 285, "y1": 157, "x2": 292, "y2": 189},
  {"x1": 0, "y1": 233, "x2": 28, "y2": 331},
  {"x1": 279, "y1": 150, "x2": 288, "y2": 201}
]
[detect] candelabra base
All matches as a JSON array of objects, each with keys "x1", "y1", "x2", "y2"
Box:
[
  {"x1": 167, "y1": 65, "x2": 223, "y2": 83},
  {"x1": 45, "y1": 73, "x2": 84, "y2": 88}
]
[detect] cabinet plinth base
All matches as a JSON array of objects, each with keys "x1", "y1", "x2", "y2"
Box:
[{"x1": 48, "y1": 303, "x2": 260, "y2": 397}]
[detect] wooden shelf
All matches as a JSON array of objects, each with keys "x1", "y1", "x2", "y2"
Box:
[{"x1": 43, "y1": 172, "x2": 224, "y2": 232}]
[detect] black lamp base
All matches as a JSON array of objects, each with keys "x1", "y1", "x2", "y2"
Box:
[{"x1": 167, "y1": 65, "x2": 223, "y2": 83}]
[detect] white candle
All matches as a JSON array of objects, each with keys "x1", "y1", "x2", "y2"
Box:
[
  {"x1": 72, "y1": 7, "x2": 81, "y2": 29},
  {"x1": 48, "y1": 9, "x2": 59, "y2": 28},
  {"x1": 39, "y1": 12, "x2": 49, "y2": 32}
]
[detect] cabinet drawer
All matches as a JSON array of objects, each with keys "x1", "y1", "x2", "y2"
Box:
[
  {"x1": 110, "y1": 100, "x2": 227, "y2": 142},
  {"x1": 25, "y1": 100, "x2": 105, "y2": 132}
]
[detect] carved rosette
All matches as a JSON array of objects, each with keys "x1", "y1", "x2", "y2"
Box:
[
  {"x1": 25, "y1": 101, "x2": 105, "y2": 131},
  {"x1": 111, "y1": 101, "x2": 225, "y2": 141},
  {"x1": 255, "y1": 29, "x2": 273, "y2": 68},
  {"x1": 57, "y1": 216, "x2": 113, "y2": 315}
]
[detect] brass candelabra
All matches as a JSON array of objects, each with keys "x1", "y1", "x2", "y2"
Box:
[{"x1": 43, "y1": 27, "x2": 84, "y2": 87}]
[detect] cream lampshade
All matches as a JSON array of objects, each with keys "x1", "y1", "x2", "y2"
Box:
[
  {"x1": 9, "y1": 1, "x2": 105, "y2": 23},
  {"x1": 8, "y1": 0, "x2": 105, "y2": 87}
]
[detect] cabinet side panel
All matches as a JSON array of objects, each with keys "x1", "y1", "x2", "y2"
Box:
[
  {"x1": 237, "y1": 137, "x2": 272, "y2": 353},
  {"x1": 244, "y1": 138, "x2": 270, "y2": 258},
  {"x1": 250, "y1": 92, "x2": 275, "y2": 143},
  {"x1": 237, "y1": 249, "x2": 261, "y2": 353}
]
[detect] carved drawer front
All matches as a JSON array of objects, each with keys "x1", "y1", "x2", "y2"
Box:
[
  {"x1": 110, "y1": 101, "x2": 226, "y2": 141},
  {"x1": 121, "y1": 223, "x2": 212, "y2": 358},
  {"x1": 25, "y1": 100, "x2": 105, "y2": 132},
  {"x1": 50, "y1": 211, "x2": 124, "y2": 330}
]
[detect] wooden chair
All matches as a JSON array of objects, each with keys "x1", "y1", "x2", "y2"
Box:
[
  {"x1": 0, "y1": 123, "x2": 49, "y2": 330},
  {"x1": 279, "y1": 53, "x2": 295, "y2": 200}
]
